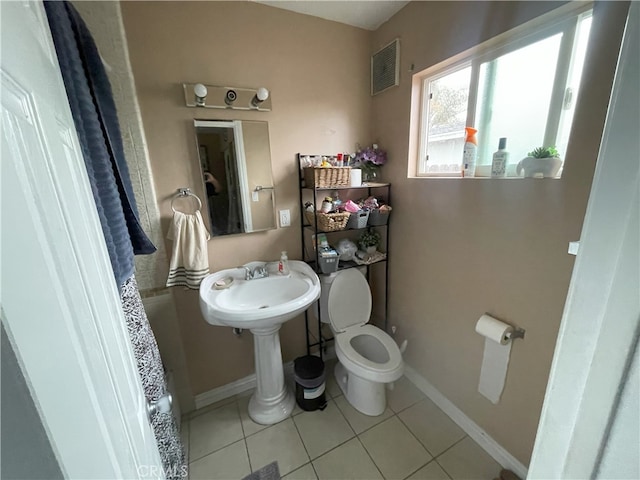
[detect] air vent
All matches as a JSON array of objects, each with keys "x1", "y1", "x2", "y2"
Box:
[{"x1": 371, "y1": 39, "x2": 400, "y2": 96}]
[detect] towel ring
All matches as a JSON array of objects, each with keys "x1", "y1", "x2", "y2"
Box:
[{"x1": 171, "y1": 188, "x2": 202, "y2": 213}]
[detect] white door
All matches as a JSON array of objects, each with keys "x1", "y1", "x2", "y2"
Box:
[
  {"x1": 1, "y1": 2, "x2": 163, "y2": 478},
  {"x1": 528, "y1": 3, "x2": 639, "y2": 478}
]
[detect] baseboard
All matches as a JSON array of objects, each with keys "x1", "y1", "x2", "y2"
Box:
[
  {"x1": 194, "y1": 361, "x2": 295, "y2": 410},
  {"x1": 404, "y1": 364, "x2": 528, "y2": 479}
]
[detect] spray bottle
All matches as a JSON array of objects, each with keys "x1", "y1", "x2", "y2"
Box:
[{"x1": 462, "y1": 127, "x2": 478, "y2": 178}]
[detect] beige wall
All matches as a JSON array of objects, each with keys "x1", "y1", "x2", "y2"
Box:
[
  {"x1": 121, "y1": 1, "x2": 372, "y2": 396},
  {"x1": 372, "y1": 0, "x2": 629, "y2": 466}
]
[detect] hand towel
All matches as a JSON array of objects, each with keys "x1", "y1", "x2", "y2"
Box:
[{"x1": 166, "y1": 211, "x2": 210, "y2": 289}]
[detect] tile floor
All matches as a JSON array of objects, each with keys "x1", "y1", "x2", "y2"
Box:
[{"x1": 182, "y1": 360, "x2": 503, "y2": 480}]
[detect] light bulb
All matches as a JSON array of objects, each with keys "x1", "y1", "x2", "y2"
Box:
[
  {"x1": 194, "y1": 83, "x2": 207, "y2": 97},
  {"x1": 251, "y1": 87, "x2": 270, "y2": 107},
  {"x1": 194, "y1": 83, "x2": 207, "y2": 106},
  {"x1": 256, "y1": 87, "x2": 269, "y2": 101}
]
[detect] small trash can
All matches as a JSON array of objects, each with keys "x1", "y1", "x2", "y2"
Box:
[{"x1": 294, "y1": 355, "x2": 327, "y2": 411}]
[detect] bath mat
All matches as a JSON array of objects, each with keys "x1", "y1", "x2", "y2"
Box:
[{"x1": 242, "y1": 461, "x2": 280, "y2": 480}]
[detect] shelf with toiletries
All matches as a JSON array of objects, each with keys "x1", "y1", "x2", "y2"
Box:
[{"x1": 297, "y1": 153, "x2": 391, "y2": 359}]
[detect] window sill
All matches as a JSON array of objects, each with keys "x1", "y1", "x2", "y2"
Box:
[
  {"x1": 413, "y1": 165, "x2": 563, "y2": 179},
  {"x1": 413, "y1": 175, "x2": 562, "y2": 179}
]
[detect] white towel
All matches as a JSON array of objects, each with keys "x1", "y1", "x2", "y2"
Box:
[{"x1": 166, "y1": 210, "x2": 210, "y2": 289}]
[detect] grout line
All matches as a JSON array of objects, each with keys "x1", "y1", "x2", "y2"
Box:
[
  {"x1": 332, "y1": 394, "x2": 392, "y2": 437},
  {"x1": 235, "y1": 400, "x2": 254, "y2": 472},
  {"x1": 401, "y1": 458, "x2": 438, "y2": 480},
  {"x1": 309, "y1": 460, "x2": 320, "y2": 480},
  {"x1": 187, "y1": 400, "x2": 246, "y2": 464},
  {"x1": 188, "y1": 394, "x2": 237, "y2": 420},
  {"x1": 289, "y1": 413, "x2": 313, "y2": 465},
  {"x1": 355, "y1": 433, "x2": 386, "y2": 479},
  {"x1": 395, "y1": 406, "x2": 438, "y2": 459},
  {"x1": 188, "y1": 438, "x2": 246, "y2": 467},
  {"x1": 243, "y1": 437, "x2": 253, "y2": 473},
  {"x1": 434, "y1": 434, "x2": 468, "y2": 461},
  {"x1": 291, "y1": 397, "x2": 359, "y2": 463},
  {"x1": 434, "y1": 458, "x2": 454, "y2": 480}
]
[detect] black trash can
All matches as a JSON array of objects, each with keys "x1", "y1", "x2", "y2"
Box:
[{"x1": 294, "y1": 355, "x2": 327, "y2": 411}]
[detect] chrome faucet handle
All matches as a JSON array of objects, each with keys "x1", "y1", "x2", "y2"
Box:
[
  {"x1": 252, "y1": 265, "x2": 269, "y2": 279},
  {"x1": 237, "y1": 265, "x2": 252, "y2": 280}
]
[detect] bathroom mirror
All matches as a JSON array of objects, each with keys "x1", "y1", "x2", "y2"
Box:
[{"x1": 194, "y1": 120, "x2": 276, "y2": 236}]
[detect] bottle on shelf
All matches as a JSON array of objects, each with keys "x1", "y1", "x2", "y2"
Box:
[
  {"x1": 462, "y1": 127, "x2": 478, "y2": 178},
  {"x1": 332, "y1": 191, "x2": 342, "y2": 211},
  {"x1": 491, "y1": 137, "x2": 509, "y2": 178},
  {"x1": 278, "y1": 251, "x2": 290, "y2": 275}
]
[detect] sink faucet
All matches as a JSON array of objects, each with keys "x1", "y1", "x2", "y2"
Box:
[
  {"x1": 237, "y1": 265, "x2": 269, "y2": 280},
  {"x1": 252, "y1": 265, "x2": 269, "y2": 279}
]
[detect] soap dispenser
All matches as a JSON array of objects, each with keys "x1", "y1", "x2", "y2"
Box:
[
  {"x1": 491, "y1": 137, "x2": 509, "y2": 177},
  {"x1": 278, "y1": 251, "x2": 290, "y2": 275}
]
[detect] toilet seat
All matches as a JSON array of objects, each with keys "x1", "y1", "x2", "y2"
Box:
[{"x1": 335, "y1": 324, "x2": 403, "y2": 383}]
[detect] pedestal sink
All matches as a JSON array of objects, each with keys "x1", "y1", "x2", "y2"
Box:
[{"x1": 199, "y1": 260, "x2": 320, "y2": 424}]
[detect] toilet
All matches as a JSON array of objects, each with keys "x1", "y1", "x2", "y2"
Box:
[{"x1": 321, "y1": 269, "x2": 404, "y2": 416}]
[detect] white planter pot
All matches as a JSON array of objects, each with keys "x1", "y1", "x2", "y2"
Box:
[{"x1": 516, "y1": 156, "x2": 563, "y2": 178}]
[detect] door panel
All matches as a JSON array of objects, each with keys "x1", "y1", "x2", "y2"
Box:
[{"x1": 1, "y1": 1, "x2": 162, "y2": 477}]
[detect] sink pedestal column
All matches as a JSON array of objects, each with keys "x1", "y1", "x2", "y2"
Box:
[{"x1": 248, "y1": 324, "x2": 295, "y2": 425}]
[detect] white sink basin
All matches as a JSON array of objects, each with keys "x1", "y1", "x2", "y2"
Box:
[{"x1": 200, "y1": 260, "x2": 320, "y2": 330}]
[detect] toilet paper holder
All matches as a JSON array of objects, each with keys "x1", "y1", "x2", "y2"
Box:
[{"x1": 507, "y1": 328, "x2": 526, "y2": 341}]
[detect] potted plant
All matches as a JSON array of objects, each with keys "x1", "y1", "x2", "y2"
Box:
[
  {"x1": 354, "y1": 143, "x2": 387, "y2": 182},
  {"x1": 359, "y1": 229, "x2": 381, "y2": 254},
  {"x1": 517, "y1": 146, "x2": 563, "y2": 178}
]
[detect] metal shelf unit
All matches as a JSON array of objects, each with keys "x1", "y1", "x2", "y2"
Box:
[{"x1": 297, "y1": 153, "x2": 391, "y2": 359}]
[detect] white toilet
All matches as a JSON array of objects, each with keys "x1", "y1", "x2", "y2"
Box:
[{"x1": 321, "y1": 269, "x2": 404, "y2": 416}]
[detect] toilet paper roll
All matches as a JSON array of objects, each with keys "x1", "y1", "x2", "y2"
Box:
[
  {"x1": 350, "y1": 169, "x2": 362, "y2": 186},
  {"x1": 475, "y1": 314, "x2": 514, "y2": 345},
  {"x1": 475, "y1": 314, "x2": 514, "y2": 404}
]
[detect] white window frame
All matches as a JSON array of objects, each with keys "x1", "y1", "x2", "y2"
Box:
[{"x1": 410, "y1": 2, "x2": 593, "y2": 178}]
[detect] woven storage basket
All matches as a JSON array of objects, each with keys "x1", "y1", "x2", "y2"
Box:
[
  {"x1": 303, "y1": 167, "x2": 351, "y2": 188},
  {"x1": 346, "y1": 210, "x2": 370, "y2": 230},
  {"x1": 368, "y1": 209, "x2": 390, "y2": 226},
  {"x1": 305, "y1": 211, "x2": 350, "y2": 232}
]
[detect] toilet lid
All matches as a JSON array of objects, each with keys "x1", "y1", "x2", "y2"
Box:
[{"x1": 327, "y1": 269, "x2": 372, "y2": 332}]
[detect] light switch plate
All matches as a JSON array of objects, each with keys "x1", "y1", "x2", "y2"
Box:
[
  {"x1": 568, "y1": 241, "x2": 580, "y2": 255},
  {"x1": 279, "y1": 209, "x2": 290, "y2": 227}
]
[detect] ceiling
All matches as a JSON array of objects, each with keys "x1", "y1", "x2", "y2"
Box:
[{"x1": 254, "y1": 1, "x2": 409, "y2": 31}]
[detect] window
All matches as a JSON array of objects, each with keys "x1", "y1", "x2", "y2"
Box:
[{"x1": 414, "y1": 6, "x2": 592, "y2": 177}]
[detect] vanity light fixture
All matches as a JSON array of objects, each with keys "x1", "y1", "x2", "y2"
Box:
[
  {"x1": 182, "y1": 83, "x2": 272, "y2": 111},
  {"x1": 193, "y1": 83, "x2": 208, "y2": 106}
]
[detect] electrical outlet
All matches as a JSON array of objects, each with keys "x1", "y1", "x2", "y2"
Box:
[{"x1": 279, "y1": 209, "x2": 290, "y2": 227}]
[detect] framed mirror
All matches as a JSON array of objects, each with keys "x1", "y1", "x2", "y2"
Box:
[{"x1": 194, "y1": 120, "x2": 276, "y2": 236}]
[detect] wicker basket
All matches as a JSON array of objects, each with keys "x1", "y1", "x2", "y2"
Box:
[
  {"x1": 305, "y1": 210, "x2": 350, "y2": 232},
  {"x1": 368, "y1": 209, "x2": 390, "y2": 226},
  {"x1": 346, "y1": 210, "x2": 370, "y2": 230},
  {"x1": 303, "y1": 167, "x2": 351, "y2": 188}
]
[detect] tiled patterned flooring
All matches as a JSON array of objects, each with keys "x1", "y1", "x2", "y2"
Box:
[{"x1": 182, "y1": 360, "x2": 502, "y2": 480}]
